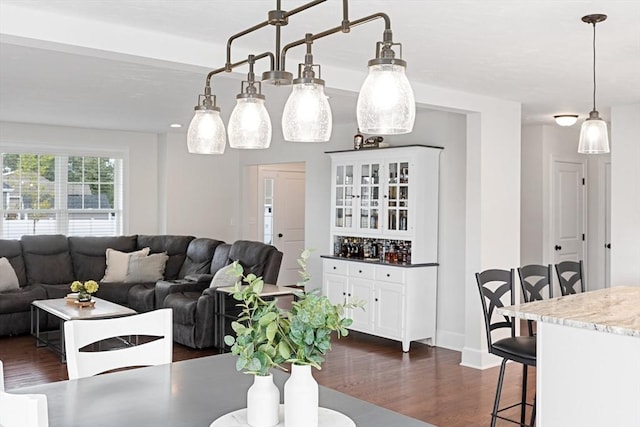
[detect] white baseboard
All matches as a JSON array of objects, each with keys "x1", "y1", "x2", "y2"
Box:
[
  {"x1": 435, "y1": 330, "x2": 465, "y2": 351},
  {"x1": 460, "y1": 346, "x2": 502, "y2": 370}
]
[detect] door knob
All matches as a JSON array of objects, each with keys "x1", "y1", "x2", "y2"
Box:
[
  {"x1": 278, "y1": 233, "x2": 283, "y2": 238},
  {"x1": 554, "y1": 245, "x2": 562, "y2": 251}
]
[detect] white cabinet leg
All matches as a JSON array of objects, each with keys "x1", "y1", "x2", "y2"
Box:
[{"x1": 402, "y1": 340, "x2": 410, "y2": 352}]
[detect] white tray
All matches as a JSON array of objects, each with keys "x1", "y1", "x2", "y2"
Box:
[{"x1": 210, "y1": 405, "x2": 355, "y2": 427}]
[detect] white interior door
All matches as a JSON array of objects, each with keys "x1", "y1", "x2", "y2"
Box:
[
  {"x1": 604, "y1": 162, "x2": 612, "y2": 287},
  {"x1": 552, "y1": 160, "x2": 585, "y2": 264},
  {"x1": 257, "y1": 164, "x2": 306, "y2": 286},
  {"x1": 273, "y1": 170, "x2": 305, "y2": 285}
]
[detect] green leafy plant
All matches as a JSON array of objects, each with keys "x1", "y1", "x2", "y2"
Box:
[
  {"x1": 224, "y1": 250, "x2": 363, "y2": 374},
  {"x1": 285, "y1": 249, "x2": 360, "y2": 369},
  {"x1": 224, "y1": 262, "x2": 291, "y2": 376}
]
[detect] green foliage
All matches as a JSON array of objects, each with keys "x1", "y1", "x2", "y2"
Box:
[
  {"x1": 285, "y1": 289, "x2": 354, "y2": 369},
  {"x1": 224, "y1": 250, "x2": 364, "y2": 375},
  {"x1": 224, "y1": 262, "x2": 290, "y2": 376}
]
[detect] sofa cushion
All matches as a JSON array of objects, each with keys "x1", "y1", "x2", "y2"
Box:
[
  {"x1": 101, "y1": 248, "x2": 150, "y2": 283},
  {"x1": 178, "y1": 238, "x2": 224, "y2": 278},
  {"x1": 228, "y1": 240, "x2": 282, "y2": 284},
  {"x1": 0, "y1": 285, "x2": 47, "y2": 314},
  {"x1": 137, "y1": 235, "x2": 195, "y2": 280},
  {"x1": 0, "y1": 257, "x2": 20, "y2": 292},
  {"x1": 210, "y1": 243, "x2": 232, "y2": 275},
  {"x1": 69, "y1": 235, "x2": 138, "y2": 281},
  {"x1": 93, "y1": 282, "x2": 137, "y2": 306},
  {"x1": 125, "y1": 252, "x2": 168, "y2": 283},
  {"x1": 21, "y1": 235, "x2": 75, "y2": 285},
  {"x1": 0, "y1": 239, "x2": 28, "y2": 286}
]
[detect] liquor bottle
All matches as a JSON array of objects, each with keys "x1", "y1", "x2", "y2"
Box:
[{"x1": 354, "y1": 128, "x2": 364, "y2": 150}]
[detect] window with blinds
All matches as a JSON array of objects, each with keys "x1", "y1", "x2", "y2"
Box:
[{"x1": 1, "y1": 152, "x2": 123, "y2": 239}]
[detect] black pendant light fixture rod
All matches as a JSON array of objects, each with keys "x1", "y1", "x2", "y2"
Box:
[
  {"x1": 581, "y1": 14, "x2": 607, "y2": 113},
  {"x1": 280, "y1": 12, "x2": 391, "y2": 71},
  {"x1": 224, "y1": 0, "x2": 327, "y2": 71},
  {"x1": 205, "y1": 52, "x2": 275, "y2": 90}
]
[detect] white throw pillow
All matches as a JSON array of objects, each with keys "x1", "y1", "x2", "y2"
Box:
[
  {"x1": 101, "y1": 247, "x2": 150, "y2": 283},
  {"x1": 0, "y1": 257, "x2": 20, "y2": 292},
  {"x1": 124, "y1": 252, "x2": 169, "y2": 283},
  {"x1": 209, "y1": 264, "x2": 239, "y2": 288}
]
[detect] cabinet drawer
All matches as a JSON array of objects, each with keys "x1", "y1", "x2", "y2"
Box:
[
  {"x1": 323, "y1": 259, "x2": 348, "y2": 275},
  {"x1": 348, "y1": 263, "x2": 375, "y2": 279},
  {"x1": 375, "y1": 266, "x2": 406, "y2": 283}
]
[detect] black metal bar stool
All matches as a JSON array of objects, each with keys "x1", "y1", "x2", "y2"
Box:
[
  {"x1": 518, "y1": 264, "x2": 553, "y2": 336},
  {"x1": 476, "y1": 268, "x2": 536, "y2": 426},
  {"x1": 555, "y1": 260, "x2": 585, "y2": 296}
]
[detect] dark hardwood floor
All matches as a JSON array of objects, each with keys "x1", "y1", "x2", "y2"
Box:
[{"x1": 0, "y1": 331, "x2": 535, "y2": 426}]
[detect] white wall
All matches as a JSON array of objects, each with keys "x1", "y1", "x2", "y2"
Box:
[
  {"x1": 610, "y1": 104, "x2": 640, "y2": 287},
  {"x1": 159, "y1": 133, "x2": 240, "y2": 242},
  {"x1": 0, "y1": 121, "x2": 160, "y2": 235}
]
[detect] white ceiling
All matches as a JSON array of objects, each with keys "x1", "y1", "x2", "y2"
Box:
[{"x1": 0, "y1": 0, "x2": 639, "y2": 134}]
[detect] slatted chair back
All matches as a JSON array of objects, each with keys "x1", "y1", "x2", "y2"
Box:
[
  {"x1": 0, "y1": 360, "x2": 49, "y2": 427},
  {"x1": 475, "y1": 269, "x2": 516, "y2": 352},
  {"x1": 64, "y1": 308, "x2": 173, "y2": 380},
  {"x1": 555, "y1": 260, "x2": 585, "y2": 296}
]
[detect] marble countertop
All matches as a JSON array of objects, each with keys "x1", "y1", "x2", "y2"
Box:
[{"x1": 497, "y1": 286, "x2": 640, "y2": 337}]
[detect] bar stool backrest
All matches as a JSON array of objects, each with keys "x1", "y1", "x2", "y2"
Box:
[
  {"x1": 555, "y1": 260, "x2": 585, "y2": 296},
  {"x1": 475, "y1": 269, "x2": 516, "y2": 353},
  {"x1": 518, "y1": 264, "x2": 553, "y2": 302}
]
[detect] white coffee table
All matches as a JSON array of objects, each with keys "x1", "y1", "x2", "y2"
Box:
[{"x1": 31, "y1": 297, "x2": 137, "y2": 362}]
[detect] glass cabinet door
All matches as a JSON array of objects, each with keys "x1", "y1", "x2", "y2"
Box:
[
  {"x1": 386, "y1": 160, "x2": 409, "y2": 232},
  {"x1": 359, "y1": 162, "x2": 381, "y2": 231},
  {"x1": 334, "y1": 164, "x2": 354, "y2": 229}
]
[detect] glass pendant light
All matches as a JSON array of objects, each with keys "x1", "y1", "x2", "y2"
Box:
[
  {"x1": 578, "y1": 14, "x2": 610, "y2": 154},
  {"x1": 187, "y1": 86, "x2": 226, "y2": 154},
  {"x1": 282, "y1": 35, "x2": 332, "y2": 142},
  {"x1": 357, "y1": 29, "x2": 415, "y2": 135},
  {"x1": 228, "y1": 56, "x2": 272, "y2": 149}
]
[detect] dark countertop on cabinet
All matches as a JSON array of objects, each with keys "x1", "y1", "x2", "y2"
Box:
[{"x1": 321, "y1": 255, "x2": 438, "y2": 268}]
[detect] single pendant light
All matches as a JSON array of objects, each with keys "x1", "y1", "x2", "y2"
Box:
[
  {"x1": 578, "y1": 14, "x2": 610, "y2": 154},
  {"x1": 282, "y1": 35, "x2": 332, "y2": 142},
  {"x1": 228, "y1": 56, "x2": 272, "y2": 150},
  {"x1": 357, "y1": 29, "x2": 415, "y2": 135},
  {"x1": 187, "y1": 86, "x2": 226, "y2": 154}
]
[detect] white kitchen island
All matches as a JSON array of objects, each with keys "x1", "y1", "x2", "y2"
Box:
[{"x1": 498, "y1": 286, "x2": 640, "y2": 427}]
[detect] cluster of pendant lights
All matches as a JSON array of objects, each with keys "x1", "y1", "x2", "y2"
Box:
[{"x1": 187, "y1": 1, "x2": 415, "y2": 155}]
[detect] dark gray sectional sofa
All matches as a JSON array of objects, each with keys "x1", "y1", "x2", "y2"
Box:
[{"x1": 0, "y1": 234, "x2": 283, "y2": 348}]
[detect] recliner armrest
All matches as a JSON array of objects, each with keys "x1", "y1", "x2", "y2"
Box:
[
  {"x1": 184, "y1": 273, "x2": 213, "y2": 283},
  {"x1": 155, "y1": 280, "x2": 208, "y2": 308}
]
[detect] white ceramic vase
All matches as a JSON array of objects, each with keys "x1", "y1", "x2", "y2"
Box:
[
  {"x1": 247, "y1": 373, "x2": 280, "y2": 427},
  {"x1": 284, "y1": 364, "x2": 319, "y2": 427}
]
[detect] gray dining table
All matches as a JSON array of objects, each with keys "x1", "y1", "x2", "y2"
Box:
[{"x1": 13, "y1": 353, "x2": 437, "y2": 427}]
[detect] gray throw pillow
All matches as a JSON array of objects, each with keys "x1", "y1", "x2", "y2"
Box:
[
  {"x1": 124, "y1": 252, "x2": 169, "y2": 283},
  {"x1": 0, "y1": 257, "x2": 20, "y2": 292},
  {"x1": 209, "y1": 264, "x2": 239, "y2": 288}
]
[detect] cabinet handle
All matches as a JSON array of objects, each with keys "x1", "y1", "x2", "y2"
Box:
[
  {"x1": 554, "y1": 245, "x2": 562, "y2": 251},
  {"x1": 342, "y1": 292, "x2": 346, "y2": 296},
  {"x1": 375, "y1": 298, "x2": 379, "y2": 302},
  {"x1": 333, "y1": 266, "x2": 337, "y2": 270},
  {"x1": 348, "y1": 293, "x2": 352, "y2": 297},
  {"x1": 358, "y1": 270, "x2": 362, "y2": 274}
]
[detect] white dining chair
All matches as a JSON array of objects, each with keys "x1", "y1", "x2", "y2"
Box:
[
  {"x1": 64, "y1": 308, "x2": 173, "y2": 380},
  {"x1": 0, "y1": 360, "x2": 49, "y2": 427}
]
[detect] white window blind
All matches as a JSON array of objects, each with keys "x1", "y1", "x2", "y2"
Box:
[{"x1": 1, "y1": 152, "x2": 123, "y2": 239}]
